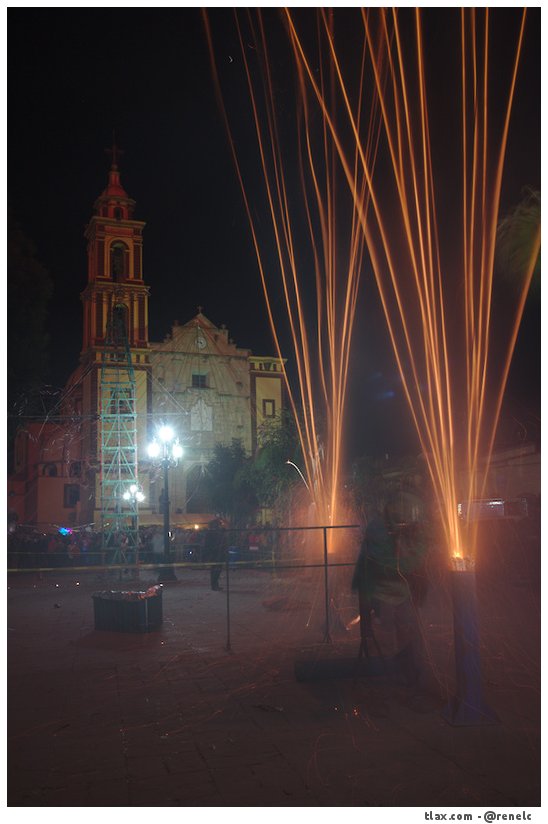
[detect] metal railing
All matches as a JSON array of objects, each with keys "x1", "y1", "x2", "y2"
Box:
[{"x1": 7, "y1": 524, "x2": 362, "y2": 650}]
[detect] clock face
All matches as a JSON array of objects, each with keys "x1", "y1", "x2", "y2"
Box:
[{"x1": 196, "y1": 336, "x2": 206, "y2": 350}]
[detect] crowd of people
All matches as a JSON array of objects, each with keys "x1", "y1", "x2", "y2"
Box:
[
  {"x1": 7, "y1": 527, "x2": 103, "y2": 569},
  {"x1": 6, "y1": 519, "x2": 279, "y2": 573}
]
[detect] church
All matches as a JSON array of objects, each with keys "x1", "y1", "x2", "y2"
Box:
[{"x1": 8, "y1": 154, "x2": 285, "y2": 531}]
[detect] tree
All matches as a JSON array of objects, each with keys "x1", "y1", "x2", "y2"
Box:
[
  {"x1": 494, "y1": 188, "x2": 541, "y2": 440},
  {"x1": 496, "y1": 188, "x2": 540, "y2": 296},
  {"x1": 244, "y1": 410, "x2": 303, "y2": 522},
  {"x1": 7, "y1": 212, "x2": 54, "y2": 466},
  {"x1": 7, "y1": 212, "x2": 53, "y2": 398},
  {"x1": 347, "y1": 454, "x2": 429, "y2": 525},
  {"x1": 203, "y1": 440, "x2": 257, "y2": 526}
]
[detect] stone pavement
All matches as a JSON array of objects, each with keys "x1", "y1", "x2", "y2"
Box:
[{"x1": 7, "y1": 548, "x2": 541, "y2": 808}]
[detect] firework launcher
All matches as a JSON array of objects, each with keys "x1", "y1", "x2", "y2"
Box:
[{"x1": 442, "y1": 556, "x2": 499, "y2": 726}]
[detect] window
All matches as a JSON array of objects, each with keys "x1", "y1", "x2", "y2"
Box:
[
  {"x1": 192, "y1": 373, "x2": 207, "y2": 389},
  {"x1": 114, "y1": 207, "x2": 123, "y2": 221},
  {"x1": 110, "y1": 241, "x2": 129, "y2": 280},
  {"x1": 43, "y1": 463, "x2": 58, "y2": 477},
  {"x1": 111, "y1": 303, "x2": 129, "y2": 343},
  {"x1": 69, "y1": 461, "x2": 81, "y2": 478},
  {"x1": 263, "y1": 399, "x2": 276, "y2": 418},
  {"x1": 64, "y1": 484, "x2": 80, "y2": 508}
]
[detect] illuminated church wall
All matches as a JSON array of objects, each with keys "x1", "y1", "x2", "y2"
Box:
[{"x1": 8, "y1": 158, "x2": 285, "y2": 529}]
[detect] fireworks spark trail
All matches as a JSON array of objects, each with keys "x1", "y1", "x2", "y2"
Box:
[
  {"x1": 284, "y1": 7, "x2": 536, "y2": 563},
  {"x1": 204, "y1": 9, "x2": 382, "y2": 531},
  {"x1": 204, "y1": 8, "x2": 537, "y2": 564}
]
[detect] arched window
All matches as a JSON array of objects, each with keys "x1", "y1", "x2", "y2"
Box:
[
  {"x1": 111, "y1": 303, "x2": 129, "y2": 344},
  {"x1": 43, "y1": 463, "x2": 58, "y2": 477},
  {"x1": 114, "y1": 207, "x2": 123, "y2": 221},
  {"x1": 110, "y1": 241, "x2": 129, "y2": 281}
]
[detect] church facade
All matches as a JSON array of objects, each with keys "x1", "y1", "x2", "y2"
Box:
[{"x1": 8, "y1": 157, "x2": 285, "y2": 530}]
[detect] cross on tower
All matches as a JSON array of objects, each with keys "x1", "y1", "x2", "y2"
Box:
[{"x1": 105, "y1": 131, "x2": 124, "y2": 169}]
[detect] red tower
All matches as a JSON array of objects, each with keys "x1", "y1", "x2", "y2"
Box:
[
  {"x1": 81, "y1": 145, "x2": 150, "y2": 354},
  {"x1": 74, "y1": 146, "x2": 152, "y2": 524}
]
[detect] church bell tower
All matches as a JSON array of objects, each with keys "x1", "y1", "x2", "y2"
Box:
[
  {"x1": 81, "y1": 143, "x2": 150, "y2": 355},
  {"x1": 78, "y1": 145, "x2": 152, "y2": 526}
]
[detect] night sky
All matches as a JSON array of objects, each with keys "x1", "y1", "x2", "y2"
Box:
[{"x1": 8, "y1": 7, "x2": 541, "y2": 461}]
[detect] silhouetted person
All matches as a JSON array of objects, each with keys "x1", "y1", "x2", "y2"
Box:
[
  {"x1": 204, "y1": 517, "x2": 227, "y2": 591},
  {"x1": 352, "y1": 499, "x2": 426, "y2": 686}
]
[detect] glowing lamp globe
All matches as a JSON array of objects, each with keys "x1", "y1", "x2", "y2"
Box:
[
  {"x1": 147, "y1": 441, "x2": 160, "y2": 459},
  {"x1": 159, "y1": 425, "x2": 175, "y2": 443},
  {"x1": 172, "y1": 443, "x2": 184, "y2": 459}
]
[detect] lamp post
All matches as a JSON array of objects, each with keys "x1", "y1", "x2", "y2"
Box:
[
  {"x1": 121, "y1": 483, "x2": 145, "y2": 577},
  {"x1": 122, "y1": 483, "x2": 146, "y2": 506},
  {"x1": 147, "y1": 425, "x2": 183, "y2": 583}
]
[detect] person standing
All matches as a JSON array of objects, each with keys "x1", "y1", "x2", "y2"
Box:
[
  {"x1": 352, "y1": 498, "x2": 426, "y2": 686},
  {"x1": 203, "y1": 517, "x2": 227, "y2": 591}
]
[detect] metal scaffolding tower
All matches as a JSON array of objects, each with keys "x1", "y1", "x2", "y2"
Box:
[{"x1": 100, "y1": 302, "x2": 139, "y2": 563}]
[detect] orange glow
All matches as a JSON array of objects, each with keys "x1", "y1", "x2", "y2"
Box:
[
  {"x1": 283, "y1": 8, "x2": 535, "y2": 563},
  {"x1": 204, "y1": 9, "x2": 537, "y2": 563},
  {"x1": 203, "y1": 9, "x2": 382, "y2": 529}
]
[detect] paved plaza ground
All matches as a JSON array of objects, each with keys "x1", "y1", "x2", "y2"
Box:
[{"x1": 7, "y1": 529, "x2": 541, "y2": 809}]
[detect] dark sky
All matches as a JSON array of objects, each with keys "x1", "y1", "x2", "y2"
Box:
[{"x1": 8, "y1": 7, "x2": 540, "y2": 460}]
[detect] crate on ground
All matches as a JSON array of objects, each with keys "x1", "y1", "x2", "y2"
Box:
[{"x1": 92, "y1": 585, "x2": 163, "y2": 633}]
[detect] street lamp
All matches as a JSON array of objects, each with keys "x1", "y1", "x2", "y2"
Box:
[
  {"x1": 122, "y1": 483, "x2": 146, "y2": 504},
  {"x1": 147, "y1": 425, "x2": 183, "y2": 582},
  {"x1": 120, "y1": 483, "x2": 145, "y2": 575}
]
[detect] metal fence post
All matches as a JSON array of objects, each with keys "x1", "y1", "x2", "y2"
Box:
[
  {"x1": 323, "y1": 526, "x2": 331, "y2": 643},
  {"x1": 225, "y1": 554, "x2": 232, "y2": 652}
]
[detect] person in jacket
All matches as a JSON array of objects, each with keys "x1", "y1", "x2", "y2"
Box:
[
  {"x1": 203, "y1": 517, "x2": 227, "y2": 591},
  {"x1": 352, "y1": 498, "x2": 427, "y2": 686}
]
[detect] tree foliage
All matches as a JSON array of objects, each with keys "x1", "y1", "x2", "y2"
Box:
[
  {"x1": 7, "y1": 212, "x2": 53, "y2": 402},
  {"x1": 347, "y1": 454, "x2": 428, "y2": 524},
  {"x1": 7, "y1": 212, "x2": 54, "y2": 467},
  {"x1": 496, "y1": 188, "x2": 540, "y2": 297},
  {"x1": 203, "y1": 412, "x2": 304, "y2": 527},
  {"x1": 203, "y1": 440, "x2": 257, "y2": 526},
  {"x1": 243, "y1": 410, "x2": 303, "y2": 520}
]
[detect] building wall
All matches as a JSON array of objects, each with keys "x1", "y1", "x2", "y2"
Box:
[
  {"x1": 250, "y1": 357, "x2": 286, "y2": 448},
  {"x1": 9, "y1": 422, "x2": 85, "y2": 527},
  {"x1": 146, "y1": 316, "x2": 255, "y2": 518},
  {"x1": 7, "y1": 163, "x2": 285, "y2": 529}
]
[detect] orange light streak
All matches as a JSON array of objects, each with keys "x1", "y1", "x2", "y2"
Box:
[
  {"x1": 285, "y1": 8, "x2": 533, "y2": 562},
  {"x1": 204, "y1": 9, "x2": 381, "y2": 530},
  {"x1": 204, "y1": 9, "x2": 535, "y2": 565}
]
